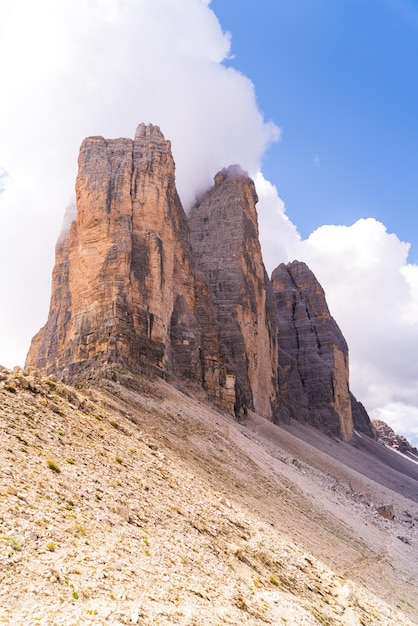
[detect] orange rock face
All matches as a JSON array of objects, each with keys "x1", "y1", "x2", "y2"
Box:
[
  {"x1": 26, "y1": 125, "x2": 233, "y2": 411},
  {"x1": 27, "y1": 125, "x2": 368, "y2": 439}
]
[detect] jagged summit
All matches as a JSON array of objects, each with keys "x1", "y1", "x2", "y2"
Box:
[
  {"x1": 134, "y1": 122, "x2": 165, "y2": 139},
  {"x1": 27, "y1": 125, "x2": 370, "y2": 441},
  {"x1": 16, "y1": 124, "x2": 418, "y2": 625},
  {"x1": 272, "y1": 261, "x2": 353, "y2": 441},
  {"x1": 26, "y1": 125, "x2": 236, "y2": 414},
  {"x1": 373, "y1": 419, "x2": 418, "y2": 456}
]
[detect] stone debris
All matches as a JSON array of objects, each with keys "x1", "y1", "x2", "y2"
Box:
[
  {"x1": 26, "y1": 125, "x2": 374, "y2": 442},
  {"x1": 0, "y1": 367, "x2": 417, "y2": 624},
  {"x1": 377, "y1": 504, "x2": 395, "y2": 520}
]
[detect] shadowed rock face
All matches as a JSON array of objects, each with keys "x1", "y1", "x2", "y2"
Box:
[
  {"x1": 351, "y1": 394, "x2": 375, "y2": 438},
  {"x1": 188, "y1": 166, "x2": 279, "y2": 420},
  {"x1": 272, "y1": 261, "x2": 354, "y2": 441}
]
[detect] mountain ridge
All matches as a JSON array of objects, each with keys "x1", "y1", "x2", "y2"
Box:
[
  {"x1": 27, "y1": 124, "x2": 369, "y2": 443},
  {"x1": 17, "y1": 123, "x2": 418, "y2": 622}
]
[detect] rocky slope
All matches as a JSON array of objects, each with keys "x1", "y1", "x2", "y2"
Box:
[
  {"x1": 1, "y1": 365, "x2": 418, "y2": 625},
  {"x1": 27, "y1": 125, "x2": 371, "y2": 441}
]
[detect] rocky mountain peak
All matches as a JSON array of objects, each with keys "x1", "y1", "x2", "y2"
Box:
[
  {"x1": 214, "y1": 164, "x2": 250, "y2": 184},
  {"x1": 272, "y1": 260, "x2": 332, "y2": 320},
  {"x1": 27, "y1": 126, "x2": 192, "y2": 381},
  {"x1": 27, "y1": 124, "x2": 373, "y2": 441},
  {"x1": 372, "y1": 419, "x2": 418, "y2": 456},
  {"x1": 134, "y1": 122, "x2": 165, "y2": 140},
  {"x1": 189, "y1": 166, "x2": 279, "y2": 419},
  {"x1": 272, "y1": 260, "x2": 354, "y2": 441}
]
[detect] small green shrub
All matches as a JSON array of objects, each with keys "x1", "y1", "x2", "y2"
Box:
[
  {"x1": 1, "y1": 536, "x2": 21, "y2": 552},
  {"x1": 236, "y1": 594, "x2": 248, "y2": 610},
  {"x1": 47, "y1": 460, "x2": 61, "y2": 473},
  {"x1": 74, "y1": 522, "x2": 86, "y2": 536}
]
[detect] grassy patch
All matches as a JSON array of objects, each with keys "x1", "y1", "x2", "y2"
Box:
[{"x1": 1, "y1": 536, "x2": 21, "y2": 552}]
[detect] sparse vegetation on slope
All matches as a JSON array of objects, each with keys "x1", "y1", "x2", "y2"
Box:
[{"x1": 0, "y1": 365, "x2": 417, "y2": 625}]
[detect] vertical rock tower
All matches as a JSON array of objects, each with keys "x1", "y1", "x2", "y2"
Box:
[
  {"x1": 27, "y1": 124, "x2": 368, "y2": 440},
  {"x1": 272, "y1": 261, "x2": 354, "y2": 441},
  {"x1": 27, "y1": 125, "x2": 225, "y2": 399},
  {"x1": 189, "y1": 166, "x2": 279, "y2": 420}
]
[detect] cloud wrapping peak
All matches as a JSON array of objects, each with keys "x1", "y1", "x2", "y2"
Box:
[
  {"x1": 1, "y1": 0, "x2": 279, "y2": 208},
  {"x1": 0, "y1": 0, "x2": 279, "y2": 367}
]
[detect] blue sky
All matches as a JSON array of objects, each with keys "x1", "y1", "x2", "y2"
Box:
[{"x1": 212, "y1": 0, "x2": 418, "y2": 260}]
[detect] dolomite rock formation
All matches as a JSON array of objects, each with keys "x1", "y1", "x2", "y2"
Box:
[
  {"x1": 372, "y1": 419, "x2": 418, "y2": 456},
  {"x1": 26, "y1": 124, "x2": 234, "y2": 411},
  {"x1": 27, "y1": 124, "x2": 371, "y2": 438},
  {"x1": 188, "y1": 166, "x2": 279, "y2": 420},
  {"x1": 272, "y1": 261, "x2": 354, "y2": 441}
]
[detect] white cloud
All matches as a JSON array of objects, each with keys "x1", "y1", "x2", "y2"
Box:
[
  {"x1": 0, "y1": 0, "x2": 279, "y2": 368},
  {"x1": 255, "y1": 172, "x2": 301, "y2": 269},
  {"x1": 0, "y1": 168, "x2": 9, "y2": 193}
]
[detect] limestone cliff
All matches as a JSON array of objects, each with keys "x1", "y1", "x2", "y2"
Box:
[
  {"x1": 272, "y1": 261, "x2": 354, "y2": 441},
  {"x1": 27, "y1": 125, "x2": 373, "y2": 439},
  {"x1": 188, "y1": 166, "x2": 279, "y2": 420},
  {"x1": 26, "y1": 125, "x2": 233, "y2": 411}
]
